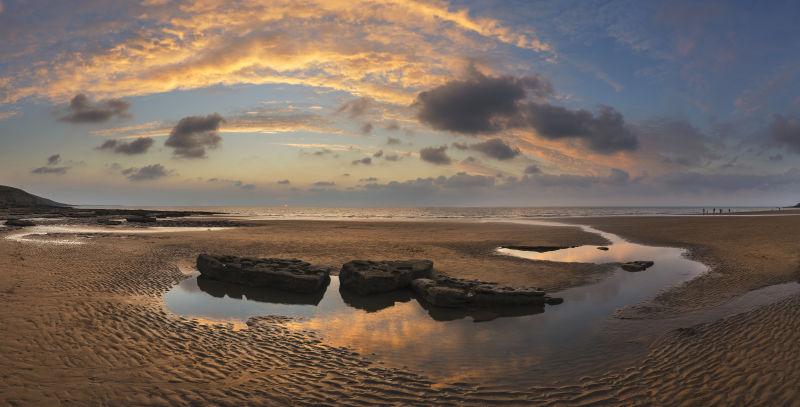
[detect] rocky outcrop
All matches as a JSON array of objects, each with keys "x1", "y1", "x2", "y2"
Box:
[
  {"x1": 620, "y1": 261, "x2": 654, "y2": 272},
  {"x1": 411, "y1": 275, "x2": 558, "y2": 308},
  {"x1": 126, "y1": 215, "x2": 157, "y2": 223},
  {"x1": 339, "y1": 260, "x2": 434, "y2": 295},
  {"x1": 196, "y1": 254, "x2": 331, "y2": 294},
  {"x1": 4, "y1": 219, "x2": 35, "y2": 227}
]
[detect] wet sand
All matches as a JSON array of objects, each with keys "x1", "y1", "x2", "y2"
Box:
[{"x1": 1, "y1": 217, "x2": 799, "y2": 405}]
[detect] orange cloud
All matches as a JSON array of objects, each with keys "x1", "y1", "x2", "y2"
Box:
[{"x1": 5, "y1": 0, "x2": 552, "y2": 106}]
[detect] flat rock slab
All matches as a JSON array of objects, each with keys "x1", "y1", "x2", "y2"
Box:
[
  {"x1": 411, "y1": 276, "x2": 555, "y2": 308},
  {"x1": 196, "y1": 254, "x2": 331, "y2": 294},
  {"x1": 4, "y1": 219, "x2": 35, "y2": 227},
  {"x1": 620, "y1": 260, "x2": 655, "y2": 272},
  {"x1": 340, "y1": 259, "x2": 434, "y2": 295}
]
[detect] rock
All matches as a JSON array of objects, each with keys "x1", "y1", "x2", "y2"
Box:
[
  {"x1": 411, "y1": 276, "x2": 547, "y2": 308},
  {"x1": 597, "y1": 246, "x2": 609, "y2": 251},
  {"x1": 545, "y1": 297, "x2": 564, "y2": 305},
  {"x1": 4, "y1": 219, "x2": 35, "y2": 227},
  {"x1": 196, "y1": 254, "x2": 331, "y2": 294},
  {"x1": 125, "y1": 215, "x2": 157, "y2": 223},
  {"x1": 620, "y1": 261, "x2": 655, "y2": 272},
  {"x1": 500, "y1": 245, "x2": 572, "y2": 252},
  {"x1": 125, "y1": 215, "x2": 156, "y2": 223},
  {"x1": 339, "y1": 259, "x2": 434, "y2": 295}
]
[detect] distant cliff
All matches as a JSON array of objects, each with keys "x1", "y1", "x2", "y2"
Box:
[{"x1": 0, "y1": 185, "x2": 69, "y2": 208}]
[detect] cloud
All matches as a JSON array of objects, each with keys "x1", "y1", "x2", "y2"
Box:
[
  {"x1": 121, "y1": 164, "x2": 170, "y2": 181},
  {"x1": 635, "y1": 118, "x2": 721, "y2": 167},
  {"x1": 31, "y1": 154, "x2": 70, "y2": 175},
  {"x1": 451, "y1": 142, "x2": 469, "y2": 150},
  {"x1": 524, "y1": 164, "x2": 541, "y2": 174},
  {"x1": 165, "y1": 114, "x2": 224, "y2": 158},
  {"x1": 1, "y1": 1, "x2": 550, "y2": 106},
  {"x1": 373, "y1": 150, "x2": 384, "y2": 158},
  {"x1": 0, "y1": 110, "x2": 18, "y2": 121},
  {"x1": 384, "y1": 153, "x2": 402, "y2": 162},
  {"x1": 312, "y1": 181, "x2": 335, "y2": 187},
  {"x1": 416, "y1": 70, "x2": 552, "y2": 134},
  {"x1": 386, "y1": 137, "x2": 401, "y2": 145},
  {"x1": 524, "y1": 104, "x2": 638, "y2": 154},
  {"x1": 419, "y1": 145, "x2": 452, "y2": 165},
  {"x1": 468, "y1": 138, "x2": 520, "y2": 160},
  {"x1": 659, "y1": 169, "x2": 800, "y2": 192},
  {"x1": 416, "y1": 71, "x2": 638, "y2": 154},
  {"x1": 97, "y1": 137, "x2": 154, "y2": 155},
  {"x1": 337, "y1": 97, "x2": 373, "y2": 118},
  {"x1": 360, "y1": 122, "x2": 373, "y2": 135},
  {"x1": 207, "y1": 178, "x2": 256, "y2": 190},
  {"x1": 767, "y1": 114, "x2": 800, "y2": 153},
  {"x1": 352, "y1": 157, "x2": 372, "y2": 165},
  {"x1": 59, "y1": 94, "x2": 130, "y2": 123},
  {"x1": 31, "y1": 166, "x2": 69, "y2": 175},
  {"x1": 277, "y1": 179, "x2": 291, "y2": 185}
]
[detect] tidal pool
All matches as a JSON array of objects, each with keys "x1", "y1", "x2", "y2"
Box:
[{"x1": 164, "y1": 220, "x2": 719, "y2": 385}]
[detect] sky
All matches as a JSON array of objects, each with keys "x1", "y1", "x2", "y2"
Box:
[{"x1": 1, "y1": 0, "x2": 800, "y2": 207}]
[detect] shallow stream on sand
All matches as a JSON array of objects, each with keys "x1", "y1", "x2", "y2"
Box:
[{"x1": 163, "y1": 220, "x2": 800, "y2": 386}]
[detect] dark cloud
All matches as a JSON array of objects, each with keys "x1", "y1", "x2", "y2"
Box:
[
  {"x1": 525, "y1": 104, "x2": 638, "y2": 153},
  {"x1": 31, "y1": 166, "x2": 69, "y2": 175},
  {"x1": 419, "y1": 145, "x2": 451, "y2": 165},
  {"x1": 122, "y1": 164, "x2": 169, "y2": 181},
  {"x1": 352, "y1": 157, "x2": 372, "y2": 165},
  {"x1": 416, "y1": 71, "x2": 552, "y2": 134},
  {"x1": 384, "y1": 122, "x2": 400, "y2": 131},
  {"x1": 337, "y1": 97, "x2": 373, "y2": 118},
  {"x1": 359, "y1": 177, "x2": 379, "y2": 183},
  {"x1": 97, "y1": 137, "x2": 154, "y2": 155},
  {"x1": 165, "y1": 113, "x2": 224, "y2": 158},
  {"x1": 31, "y1": 154, "x2": 70, "y2": 175},
  {"x1": 60, "y1": 93, "x2": 130, "y2": 123},
  {"x1": 468, "y1": 138, "x2": 520, "y2": 160},
  {"x1": 769, "y1": 154, "x2": 783, "y2": 162},
  {"x1": 277, "y1": 179, "x2": 291, "y2": 185},
  {"x1": 520, "y1": 168, "x2": 632, "y2": 188},
  {"x1": 524, "y1": 164, "x2": 541, "y2": 174},
  {"x1": 360, "y1": 122, "x2": 373, "y2": 135},
  {"x1": 312, "y1": 181, "x2": 335, "y2": 187},
  {"x1": 373, "y1": 150, "x2": 383, "y2": 158},
  {"x1": 767, "y1": 114, "x2": 800, "y2": 153},
  {"x1": 386, "y1": 137, "x2": 401, "y2": 145},
  {"x1": 416, "y1": 72, "x2": 638, "y2": 154},
  {"x1": 208, "y1": 178, "x2": 256, "y2": 190},
  {"x1": 311, "y1": 148, "x2": 333, "y2": 156},
  {"x1": 451, "y1": 142, "x2": 469, "y2": 150},
  {"x1": 384, "y1": 153, "x2": 401, "y2": 162},
  {"x1": 659, "y1": 169, "x2": 800, "y2": 192}
]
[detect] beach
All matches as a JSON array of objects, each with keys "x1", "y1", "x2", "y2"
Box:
[{"x1": 1, "y1": 215, "x2": 799, "y2": 405}]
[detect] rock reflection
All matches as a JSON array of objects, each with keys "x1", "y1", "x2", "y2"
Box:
[{"x1": 197, "y1": 276, "x2": 327, "y2": 306}]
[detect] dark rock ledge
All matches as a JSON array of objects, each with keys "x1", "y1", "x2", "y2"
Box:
[{"x1": 196, "y1": 254, "x2": 331, "y2": 294}]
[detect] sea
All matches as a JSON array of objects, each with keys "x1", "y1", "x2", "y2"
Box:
[{"x1": 78, "y1": 206, "x2": 780, "y2": 220}]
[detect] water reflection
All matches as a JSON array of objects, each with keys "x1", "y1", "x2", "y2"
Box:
[{"x1": 163, "y1": 221, "x2": 715, "y2": 385}]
